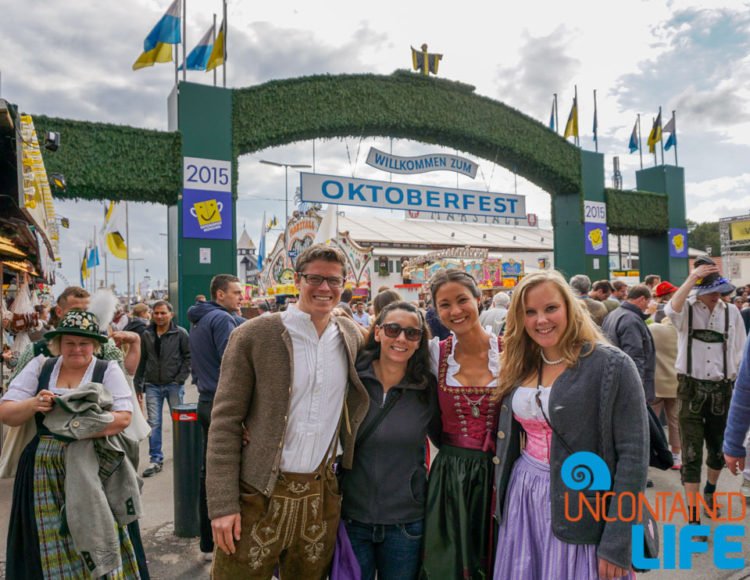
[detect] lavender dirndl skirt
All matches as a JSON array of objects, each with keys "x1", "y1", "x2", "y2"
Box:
[{"x1": 493, "y1": 452, "x2": 632, "y2": 580}]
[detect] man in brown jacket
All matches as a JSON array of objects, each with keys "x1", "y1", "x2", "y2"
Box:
[{"x1": 207, "y1": 244, "x2": 368, "y2": 579}]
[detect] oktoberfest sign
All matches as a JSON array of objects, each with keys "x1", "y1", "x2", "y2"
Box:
[
  {"x1": 300, "y1": 173, "x2": 526, "y2": 219},
  {"x1": 365, "y1": 148, "x2": 479, "y2": 178}
]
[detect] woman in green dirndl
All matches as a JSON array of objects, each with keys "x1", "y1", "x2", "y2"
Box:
[{"x1": 421, "y1": 270, "x2": 501, "y2": 579}]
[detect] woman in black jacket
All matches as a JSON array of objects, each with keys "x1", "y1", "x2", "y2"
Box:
[{"x1": 341, "y1": 301, "x2": 440, "y2": 580}]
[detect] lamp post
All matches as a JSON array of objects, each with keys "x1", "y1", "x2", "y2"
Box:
[{"x1": 259, "y1": 160, "x2": 311, "y2": 264}]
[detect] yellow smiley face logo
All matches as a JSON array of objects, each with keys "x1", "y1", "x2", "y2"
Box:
[
  {"x1": 588, "y1": 228, "x2": 603, "y2": 250},
  {"x1": 672, "y1": 233, "x2": 684, "y2": 251},
  {"x1": 192, "y1": 200, "x2": 222, "y2": 226}
]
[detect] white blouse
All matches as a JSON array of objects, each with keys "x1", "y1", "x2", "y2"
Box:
[
  {"x1": 1, "y1": 354, "x2": 134, "y2": 413},
  {"x1": 428, "y1": 333, "x2": 501, "y2": 387},
  {"x1": 511, "y1": 385, "x2": 551, "y2": 420}
]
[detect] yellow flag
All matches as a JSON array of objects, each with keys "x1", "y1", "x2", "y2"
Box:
[
  {"x1": 563, "y1": 99, "x2": 578, "y2": 139},
  {"x1": 206, "y1": 20, "x2": 225, "y2": 71},
  {"x1": 132, "y1": 43, "x2": 173, "y2": 71},
  {"x1": 101, "y1": 202, "x2": 128, "y2": 260},
  {"x1": 647, "y1": 112, "x2": 662, "y2": 154}
]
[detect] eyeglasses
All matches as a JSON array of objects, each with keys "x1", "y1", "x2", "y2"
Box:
[
  {"x1": 299, "y1": 273, "x2": 345, "y2": 288},
  {"x1": 380, "y1": 322, "x2": 423, "y2": 342}
]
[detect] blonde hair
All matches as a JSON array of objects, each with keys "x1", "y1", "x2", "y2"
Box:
[
  {"x1": 493, "y1": 270, "x2": 604, "y2": 401},
  {"x1": 48, "y1": 335, "x2": 103, "y2": 357}
]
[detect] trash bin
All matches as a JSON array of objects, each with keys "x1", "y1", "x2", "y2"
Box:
[{"x1": 172, "y1": 403, "x2": 202, "y2": 537}]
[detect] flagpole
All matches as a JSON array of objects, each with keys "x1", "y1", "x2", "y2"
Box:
[
  {"x1": 637, "y1": 114, "x2": 643, "y2": 170},
  {"x1": 554, "y1": 93, "x2": 558, "y2": 134},
  {"x1": 672, "y1": 110, "x2": 678, "y2": 166},
  {"x1": 222, "y1": 0, "x2": 227, "y2": 88},
  {"x1": 658, "y1": 106, "x2": 664, "y2": 166},
  {"x1": 593, "y1": 89, "x2": 598, "y2": 153},
  {"x1": 212, "y1": 13, "x2": 217, "y2": 87},
  {"x1": 126, "y1": 202, "x2": 131, "y2": 308},
  {"x1": 92, "y1": 225, "x2": 97, "y2": 291},
  {"x1": 574, "y1": 85, "x2": 579, "y2": 147},
  {"x1": 182, "y1": 0, "x2": 186, "y2": 81},
  {"x1": 174, "y1": 38, "x2": 178, "y2": 87}
]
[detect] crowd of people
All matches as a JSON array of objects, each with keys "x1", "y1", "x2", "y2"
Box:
[{"x1": 1, "y1": 245, "x2": 750, "y2": 579}]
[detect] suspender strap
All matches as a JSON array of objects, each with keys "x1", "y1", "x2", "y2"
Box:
[
  {"x1": 687, "y1": 304, "x2": 693, "y2": 377},
  {"x1": 92, "y1": 358, "x2": 109, "y2": 384},
  {"x1": 36, "y1": 357, "x2": 59, "y2": 394},
  {"x1": 687, "y1": 302, "x2": 730, "y2": 380},
  {"x1": 723, "y1": 305, "x2": 729, "y2": 380}
]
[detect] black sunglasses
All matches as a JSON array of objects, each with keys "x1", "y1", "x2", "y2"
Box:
[
  {"x1": 298, "y1": 273, "x2": 345, "y2": 288},
  {"x1": 379, "y1": 322, "x2": 423, "y2": 342}
]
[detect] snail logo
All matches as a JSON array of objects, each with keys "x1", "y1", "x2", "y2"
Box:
[
  {"x1": 561, "y1": 451, "x2": 611, "y2": 491},
  {"x1": 190, "y1": 200, "x2": 224, "y2": 232}
]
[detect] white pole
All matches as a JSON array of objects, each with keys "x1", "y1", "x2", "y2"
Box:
[{"x1": 125, "y1": 202, "x2": 131, "y2": 308}]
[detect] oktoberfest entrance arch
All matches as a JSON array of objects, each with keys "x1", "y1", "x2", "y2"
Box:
[{"x1": 36, "y1": 71, "x2": 686, "y2": 323}]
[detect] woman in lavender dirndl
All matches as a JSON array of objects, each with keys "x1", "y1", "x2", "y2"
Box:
[{"x1": 491, "y1": 271, "x2": 648, "y2": 580}]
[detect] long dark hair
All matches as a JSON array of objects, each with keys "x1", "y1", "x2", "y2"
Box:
[{"x1": 360, "y1": 301, "x2": 432, "y2": 389}]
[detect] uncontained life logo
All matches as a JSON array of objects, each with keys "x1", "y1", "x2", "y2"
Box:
[{"x1": 561, "y1": 452, "x2": 746, "y2": 570}]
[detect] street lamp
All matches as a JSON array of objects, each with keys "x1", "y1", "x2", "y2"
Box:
[{"x1": 259, "y1": 160, "x2": 311, "y2": 259}]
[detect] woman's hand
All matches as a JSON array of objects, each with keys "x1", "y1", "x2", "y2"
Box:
[
  {"x1": 0, "y1": 390, "x2": 56, "y2": 426},
  {"x1": 598, "y1": 557, "x2": 629, "y2": 579},
  {"x1": 90, "y1": 411, "x2": 132, "y2": 437},
  {"x1": 212, "y1": 513, "x2": 242, "y2": 555},
  {"x1": 34, "y1": 390, "x2": 57, "y2": 413}
]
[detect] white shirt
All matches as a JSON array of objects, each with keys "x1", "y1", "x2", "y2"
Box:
[
  {"x1": 665, "y1": 296, "x2": 747, "y2": 381},
  {"x1": 280, "y1": 306, "x2": 348, "y2": 472},
  {"x1": 2, "y1": 354, "x2": 134, "y2": 412}
]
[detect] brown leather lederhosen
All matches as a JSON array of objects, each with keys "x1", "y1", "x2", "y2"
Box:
[{"x1": 211, "y1": 416, "x2": 343, "y2": 579}]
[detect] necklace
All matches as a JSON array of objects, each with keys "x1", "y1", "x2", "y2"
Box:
[
  {"x1": 540, "y1": 351, "x2": 564, "y2": 365},
  {"x1": 463, "y1": 394, "x2": 487, "y2": 418}
]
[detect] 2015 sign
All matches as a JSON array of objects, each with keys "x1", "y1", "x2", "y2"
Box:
[{"x1": 183, "y1": 157, "x2": 231, "y2": 192}]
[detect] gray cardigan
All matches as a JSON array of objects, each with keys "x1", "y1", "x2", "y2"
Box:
[
  {"x1": 493, "y1": 342, "x2": 648, "y2": 570},
  {"x1": 44, "y1": 382, "x2": 142, "y2": 578}
]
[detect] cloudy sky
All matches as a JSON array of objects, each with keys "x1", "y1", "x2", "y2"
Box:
[{"x1": 3, "y1": 0, "x2": 750, "y2": 295}]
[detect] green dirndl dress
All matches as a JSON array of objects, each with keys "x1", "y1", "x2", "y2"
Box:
[{"x1": 421, "y1": 336, "x2": 500, "y2": 579}]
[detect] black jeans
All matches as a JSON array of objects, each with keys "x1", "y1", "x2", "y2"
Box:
[{"x1": 197, "y1": 399, "x2": 214, "y2": 553}]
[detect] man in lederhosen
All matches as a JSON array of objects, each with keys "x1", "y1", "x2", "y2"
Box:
[
  {"x1": 206, "y1": 244, "x2": 369, "y2": 579},
  {"x1": 665, "y1": 256, "x2": 746, "y2": 534}
]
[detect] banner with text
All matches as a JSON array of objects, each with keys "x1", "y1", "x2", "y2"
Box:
[
  {"x1": 365, "y1": 148, "x2": 479, "y2": 178},
  {"x1": 300, "y1": 173, "x2": 526, "y2": 219}
]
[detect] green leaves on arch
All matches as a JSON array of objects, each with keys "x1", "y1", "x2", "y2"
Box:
[
  {"x1": 232, "y1": 70, "x2": 582, "y2": 196},
  {"x1": 33, "y1": 71, "x2": 667, "y2": 236}
]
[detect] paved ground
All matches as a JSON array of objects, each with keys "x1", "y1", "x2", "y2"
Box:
[{"x1": 1, "y1": 382, "x2": 749, "y2": 579}]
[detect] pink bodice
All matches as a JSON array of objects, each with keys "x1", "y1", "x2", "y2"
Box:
[
  {"x1": 512, "y1": 386, "x2": 553, "y2": 463},
  {"x1": 516, "y1": 417, "x2": 553, "y2": 462},
  {"x1": 437, "y1": 336, "x2": 500, "y2": 453}
]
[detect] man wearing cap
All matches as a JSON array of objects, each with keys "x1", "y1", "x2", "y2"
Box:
[
  {"x1": 653, "y1": 281, "x2": 678, "y2": 323},
  {"x1": 665, "y1": 256, "x2": 747, "y2": 530}
]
